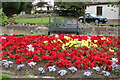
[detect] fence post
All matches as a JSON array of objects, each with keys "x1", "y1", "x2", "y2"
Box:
[{"x1": 48, "y1": 17, "x2": 51, "y2": 35}]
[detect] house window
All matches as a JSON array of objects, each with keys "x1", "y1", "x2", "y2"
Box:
[{"x1": 97, "y1": 6, "x2": 102, "y2": 16}]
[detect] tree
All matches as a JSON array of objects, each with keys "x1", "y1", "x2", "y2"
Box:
[
  {"x1": 2, "y1": 2, "x2": 33, "y2": 17},
  {"x1": 54, "y1": 2, "x2": 86, "y2": 17},
  {"x1": 110, "y1": 2, "x2": 120, "y2": 6}
]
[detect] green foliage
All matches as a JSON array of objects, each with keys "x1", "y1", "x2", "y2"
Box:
[
  {"x1": 55, "y1": 2, "x2": 86, "y2": 17},
  {"x1": 0, "y1": 74, "x2": 11, "y2": 79},
  {"x1": 110, "y1": 2, "x2": 120, "y2": 7},
  {"x1": 0, "y1": 8, "x2": 9, "y2": 26},
  {"x1": 2, "y1": 2, "x2": 32, "y2": 17},
  {"x1": 24, "y1": 2, "x2": 33, "y2": 14},
  {"x1": 10, "y1": 14, "x2": 19, "y2": 22}
]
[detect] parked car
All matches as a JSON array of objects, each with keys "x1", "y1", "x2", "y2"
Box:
[{"x1": 78, "y1": 13, "x2": 108, "y2": 23}]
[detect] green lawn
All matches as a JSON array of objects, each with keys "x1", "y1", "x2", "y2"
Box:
[
  {"x1": 0, "y1": 74, "x2": 11, "y2": 79},
  {"x1": 15, "y1": 17, "x2": 120, "y2": 25},
  {"x1": 15, "y1": 16, "x2": 75, "y2": 24}
]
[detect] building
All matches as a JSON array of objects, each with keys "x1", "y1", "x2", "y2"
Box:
[
  {"x1": 32, "y1": 0, "x2": 54, "y2": 10},
  {"x1": 86, "y1": 3, "x2": 120, "y2": 22}
]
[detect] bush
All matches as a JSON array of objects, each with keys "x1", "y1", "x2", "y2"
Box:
[
  {"x1": 35, "y1": 10, "x2": 54, "y2": 14},
  {"x1": 0, "y1": 8, "x2": 9, "y2": 26},
  {"x1": 55, "y1": 10, "x2": 84, "y2": 17}
]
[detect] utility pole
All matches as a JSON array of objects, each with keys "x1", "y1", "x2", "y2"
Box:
[{"x1": 83, "y1": 3, "x2": 86, "y2": 23}]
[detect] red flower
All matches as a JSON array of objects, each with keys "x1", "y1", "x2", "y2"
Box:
[
  {"x1": 108, "y1": 52, "x2": 114, "y2": 55},
  {"x1": 76, "y1": 64, "x2": 81, "y2": 69},
  {"x1": 75, "y1": 60, "x2": 80, "y2": 64},
  {"x1": 68, "y1": 63, "x2": 73, "y2": 67},
  {"x1": 32, "y1": 55, "x2": 40, "y2": 62},
  {"x1": 61, "y1": 60, "x2": 70, "y2": 66},
  {"x1": 2, "y1": 57, "x2": 7, "y2": 60},
  {"x1": 106, "y1": 65, "x2": 112, "y2": 70},
  {"x1": 46, "y1": 63, "x2": 50, "y2": 67},
  {"x1": 89, "y1": 62, "x2": 96, "y2": 68},
  {"x1": 48, "y1": 60, "x2": 54, "y2": 63},
  {"x1": 105, "y1": 60, "x2": 112, "y2": 65},
  {"x1": 58, "y1": 63, "x2": 64, "y2": 68},
  {"x1": 116, "y1": 51, "x2": 120, "y2": 56},
  {"x1": 27, "y1": 59, "x2": 33, "y2": 63},
  {"x1": 1, "y1": 51, "x2": 9, "y2": 56},
  {"x1": 84, "y1": 65, "x2": 88, "y2": 70},
  {"x1": 9, "y1": 54, "x2": 14, "y2": 58}
]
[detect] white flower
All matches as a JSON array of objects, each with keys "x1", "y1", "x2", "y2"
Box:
[
  {"x1": 55, "y1": 34, "x2": 59, "y2": 38},
  {"x1": 8, "y1": 61, "x2": 13, "y2": 64},
  {"x1": 1, "y1": 37, "x2": 6, "y2": 39},
  {"x1": 2, "y1": 60, "x2": 8, "y2": 62},
  {"x1": 100, "y1": 71, "x2": 110, "y2": 76},
  {"x1": 87, "y1": 36, "x2": 91, "y2": 39},
  {"x1": 28, "y1": 62, "x2": 36, "y2": 67},
  {"x1": 27, "y1": 44, "x2": 34, "y2": 52},
  {"x1": 111, "y1": 64, "x2": 120, "y2": 71},
  {"x1": 93, "y1": 67, "x2": 100, "y2": 71},
  {"x1": 48, "y1": 65, "x2": 56, "y2": 72},
  {"x1": 111, "y1": 58, "x2": 118, "y2": 64},
  {"x1": 38, "y1": 67, "x2": 45, "y2": 73},
  {"x1": 84, "y1": 71, "x2": 92, "y2": 76},
  {"x1": 68, "y1": 66, "x2": 77, "y2": 72},
  {"x1": 2, "y1": 60, "x2": 13, "y2": 68},
  {"x1": 17, "y1": 64, "x2": 24, "y2": 70},
  {"x1": 58, "y1": 70, "x2": 67, "y2": 76}
]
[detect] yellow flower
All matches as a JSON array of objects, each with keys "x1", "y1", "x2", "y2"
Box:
[
  {"x1": 101, "y1": 37, "x2": 106, "y2": 40},
  {"x1": 43, "y1": 41, "x2": 48, "y2": 44},
  {"x1": 78, "y1": 41, "x2": 81, "y2": 44},
  {"x1": 58, "y1": 39, "x2": 63, "y2": 43},
  {"x1": 64, "y1": 36, "x2": 71, "y2": 40},
  {"x1": 93, "y1": 44, "x2": 98, "y2": 48},
  {"x1": 87, "y1": 39, "x2": 91, "y2": 42},
  {"x1": 74, "y1": 39, "x2": 78, "y2": 41},
  {"x1": 109, "y1": 48, "x2": 114, "y2": 52},
  {"x1": 73, "y1": 41, "x2": 77, "y2": 44},
  {"x1": 51, "y1": 40, "x2": 57, "y2": 43},
  {"x1": 69, "y1": 43, "x2": 73, "y2": 47},
  {"x1": 75, "y1": 45, "x2": 79, "y2": 48},
  {"x1": 62, "y1": 44, "x2": 66, "y2": 50},
  {"x1": 81, "y1": 40, "x2": 85, "y2": 43},
  {"x1": 65, "y1": 42, "x2": 70, "y2": 46},
  {"x1": 94, "y1": 40, "x2": 98, "y2": 43}
]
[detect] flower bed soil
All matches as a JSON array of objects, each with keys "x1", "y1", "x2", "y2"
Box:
[{"x1": 1, "y1": 62, "x2": 120, "y2": 78}]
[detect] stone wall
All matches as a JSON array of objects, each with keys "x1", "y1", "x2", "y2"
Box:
[
  {"x1": 2, "y1": 23, "x2": 119, "y2": 37},
  {"x1": 78, "y1": 24, "x2": 119, "y2": 37}
]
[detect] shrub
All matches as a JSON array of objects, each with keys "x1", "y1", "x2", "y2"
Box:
[
  {"x1": 35, "y1": 10, "x2": 54, "y2": 14},
  {"x1": 0, "y1": 8, "x2": 9, "y2": 26}
]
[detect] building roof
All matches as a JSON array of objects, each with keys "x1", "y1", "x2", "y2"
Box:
[{"x1": 87, "y1": 2, "x2": 111, "y2": 6}]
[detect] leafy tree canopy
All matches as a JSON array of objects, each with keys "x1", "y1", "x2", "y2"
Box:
[
  {"x1": 2, "y1": 2, "x2": 33, "y2": 17},
  {"x1": 55, "y1": 2, "x2": 86, "y2": 17}
]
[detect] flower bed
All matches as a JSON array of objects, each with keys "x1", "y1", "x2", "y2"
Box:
[{"x1": 1, "y1": 34, "x2": 120, "y2": 78}]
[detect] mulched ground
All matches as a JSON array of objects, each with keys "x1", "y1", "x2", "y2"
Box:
[{"x1": 1, "y1": 61, "x2": 120, "y2": 79}]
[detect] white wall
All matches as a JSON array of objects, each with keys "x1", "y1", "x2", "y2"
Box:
[{"x1": 86, "y1": 5, "x2": 119, "y2": 19}]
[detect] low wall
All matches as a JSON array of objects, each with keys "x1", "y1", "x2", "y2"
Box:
[
  {"x1": 108, "y1": 19, "x2": 120, "y2": 22},
  {"x1": 2, "y1": 23, "x2": 119, "y2": 37},
  {"x1": 78, "y1": 24, "x2": 119, "y2": 37}
]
